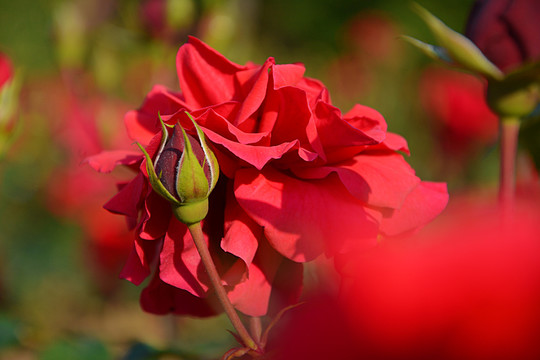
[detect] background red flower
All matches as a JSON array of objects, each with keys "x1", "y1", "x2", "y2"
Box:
[
  {"x1": 419, "y1": 65, "x2": 498, "y2": 156},
  {"x1": 275, "y1": 197, "x2": 540, "y2": 360}
]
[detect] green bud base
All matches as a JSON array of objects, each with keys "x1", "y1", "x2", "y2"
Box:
[{"x1": 172, "y1": 200, "x2": 209, "y2": 225}]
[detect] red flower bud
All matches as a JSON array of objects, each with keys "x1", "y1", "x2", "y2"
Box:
[
  {"x1": 137, "y1": 113, "x2": 219, "y2": 224},
  {"x1": 155, "y1": 123, "x2": 210, "y2": 202},
  {"x1": 465, "y1": 0, "x2": 540, "y2": 72}
]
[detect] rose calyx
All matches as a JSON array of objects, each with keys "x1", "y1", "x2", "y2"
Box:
[{"x1": 137, "y1": 112, "x2": 219, "y2": 224}]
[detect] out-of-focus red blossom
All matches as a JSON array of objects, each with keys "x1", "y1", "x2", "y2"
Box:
[
  {"x1": 327, "y1": 12, "x2": 403, "y2": 101},
  {"x1": 0, "y1": 53, "x2": 12, "y2": 87},
  {"x1": 46, "y1": 86, "x2": 134, "y2": 294},
  {"x1": 87, "y1": 37, "x2": 448, "y2": 317},
  {"x1": 345, "y1": 12, "x2": 402, "y2": 62},
  {"x1": 140, "y1": 0, "x2": 169, "y2": 39},
  {"x1": 139, "y1": 0, "x2": 193, "y2": 43},
  {"x1": 420, "y1": 66, "x2": 498, "y2": 155},
  {"x1": 465, "y1": 0, "x2": 540, "y2": 72},
  {"x1": 274, "y1": 198, "x2": 540, "y2": 360}
]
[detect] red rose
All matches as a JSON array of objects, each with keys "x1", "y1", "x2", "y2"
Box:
[
  {"x1": 275, "y1": 198, "x2": 540, "y2": 360},
  {"x1": 88, "y1": 37, "x2": 448, "y2": 317},
  {"x1": 465, "y1": 0, "x2": 540, "y2": 72}
]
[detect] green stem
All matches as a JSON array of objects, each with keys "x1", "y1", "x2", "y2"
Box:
[
  {"x1": 187, "y1": 223, "x2": 259, "y2": 352},
  {"x1": 499, "y1": 117, "x2": 520, "y2": 207}
]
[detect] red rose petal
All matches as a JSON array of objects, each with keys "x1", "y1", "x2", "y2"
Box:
[
  {"x1": 314, "y1": 101, "x2": 381, "y2": 157},
  {"x1": 294, "y1": 153, "x2": 420, "y2": 209},
  {"x1": 380, "y1": 181, "x2": 449, "y2": 236},
  {"x1": 85, "y1": 150, "x2": 142, "y2": 173},
  {"x1": 120, "y1": 237, "x2": 160, "y2": 285},
  {"x1": 125, "y1": 85, "x2": 187, "y2": 145},
  {"x1": 177, "y1": 36, "x2": 246, "y2": 108},
  {"x1": 222, "y1": 190, "x2": 260, "y2": 268},
  {"x1": 138, "y1": 190, "x2": 171, "y2": 240},
  {"x1": 204, "y1": 127, "x2": 299, "y2": 170},
  {"x1": 159, "y1": 219, "x2": 210, "y2": 297},
  {"x1": 235, "y1": 168, "x2": 379, "y2": 262},
  {"x1": 104, "y1": 172, "x2": 146, "y2": 218}
]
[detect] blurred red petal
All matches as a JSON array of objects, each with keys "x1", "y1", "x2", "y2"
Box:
[{"x1": 159, "y1": 219, "x2": 210, "y2": 297}]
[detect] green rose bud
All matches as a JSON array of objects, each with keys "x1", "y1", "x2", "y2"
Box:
[{"x1": 137, "y1": 112, "x2": 219, "y2": 225}]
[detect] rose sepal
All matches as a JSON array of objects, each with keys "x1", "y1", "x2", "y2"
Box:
[
  {"x1": 401, "y1": 35, "x2": 453, "y2": 63},
  {"x1": 175, "y1": 124, "x2": 210, "y2": 202},
  {"x1": 407, "y1": 2, "x2": 504, "y2": 81},
  {"x1": 185, "y1": 112, "x2": 219, "y2": 192}
]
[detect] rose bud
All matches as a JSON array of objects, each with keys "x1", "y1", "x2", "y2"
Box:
[
  {"x1": 465, "y1": 0, "x2": 540, "y2": 73},
  {"x1": 406, "y1": 2, "x2": 540, "y2": 118},
  {"x1": 137, "y1": 112, "x2": 219, "y2": 225}
]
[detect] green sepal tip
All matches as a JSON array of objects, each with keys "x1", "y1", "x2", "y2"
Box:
[
  {"x1": 410, "y1": 2, "x2": 504, "y2": 81},
  {"x1": 185, "y1": 111, "x2": 220, "y2": 192},
  {"x1": 175, "y1": 125, "x2": 210, "y2": 202}
]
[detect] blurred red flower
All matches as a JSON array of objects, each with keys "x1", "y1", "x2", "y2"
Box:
[
  {"x1": 327, "y1": 12, "x2": 403, "y2": 102},
  {"x1": 0, "y1": 53, "x2": 12, "y2": 87},
  {"x1": 420, "y1": 66, "x2": 498, "y2": 155},
  {"x1": 88, "y1": 37, "x2": 448, "y2": 317},
  {"x1": 275, "y1": 198, "x2": 540, "y2": 360},
  {"x1": 465, "y1": 0, "x2": 540, "y2": 72},
  {"x1": 139, "y1": 0, "x2": 194, "y2": 43},
  {"x1": 46, "y1": 85, "x2": 134, "y2": 294}
]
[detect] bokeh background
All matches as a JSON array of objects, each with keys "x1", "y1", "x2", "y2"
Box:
[{"x1": 1, "y1": 0, "x2": 537, "y2": 358}]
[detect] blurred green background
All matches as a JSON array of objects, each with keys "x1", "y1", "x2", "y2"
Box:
[{"x1": 0, "y1": 0, "x2": 508, "y2": 359}]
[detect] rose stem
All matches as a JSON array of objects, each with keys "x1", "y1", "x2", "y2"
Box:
[
  {"x1": 187, "y1": 222, "x2": 259, "y2": 352},
  {"x1": 250, "y1": 317, "x2": 262, "y2": 344},
  {"x1": 499, "y1": 117, "x2": 520, "y2": 208}
]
